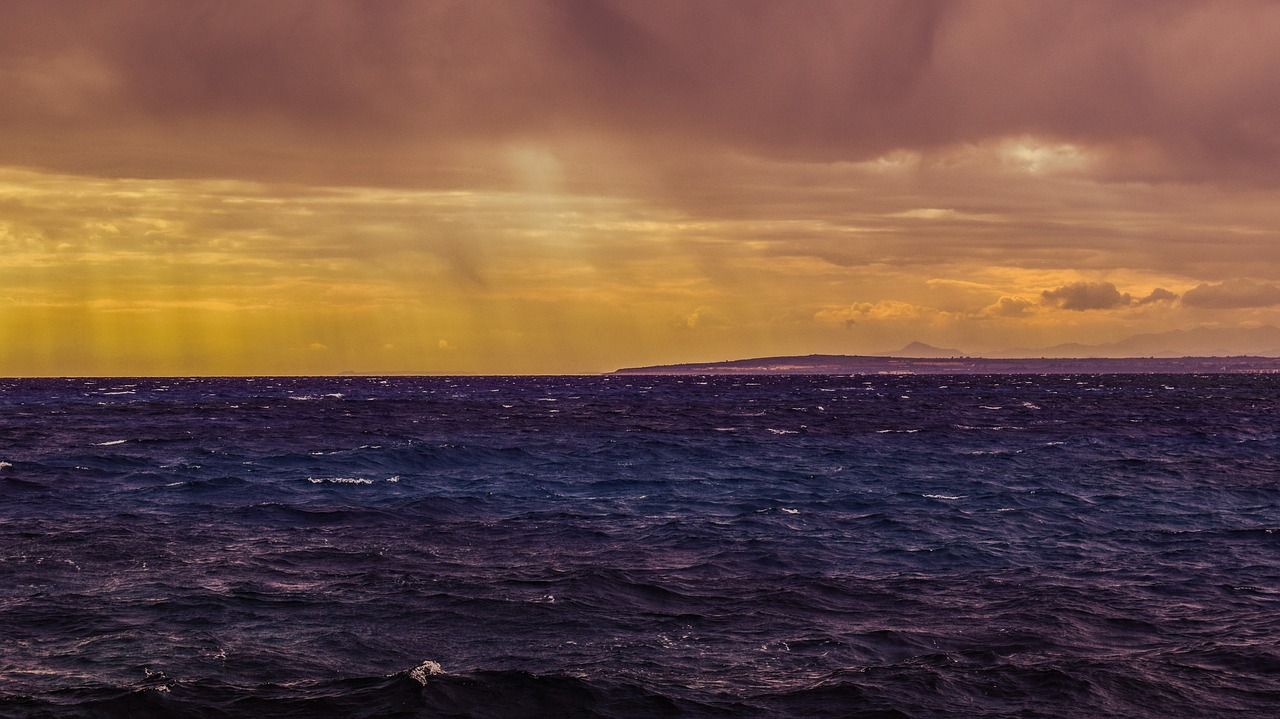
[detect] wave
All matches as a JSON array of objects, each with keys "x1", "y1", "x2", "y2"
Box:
[
  {"x1": 19, "y1": 659, "x2": 1242, "y2": 718},
  {"x1": 0, "y1": 663, "x2": 730, "y2": 719}
]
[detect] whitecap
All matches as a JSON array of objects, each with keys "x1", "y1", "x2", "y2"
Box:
[
  {"x1": 408, "y1": 660, "x2": 445, "y2": 685},
  {"x1": 766, "y1": 428, "x2": 798, "y2": 435},
  {"x1": 94, "y1": 439, "x2": 128, "y2": 446},
  {"x1": 923, "y1": 494, "x2": 963, "y2": 500},
  {"x1": 0, "y1": 461, "x2": 11, "y2": 470},
  {"x1": 307, "y1": 477, "x2": 374, "y2": 485}
]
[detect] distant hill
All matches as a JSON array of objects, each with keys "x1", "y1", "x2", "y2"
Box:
[
  {"x1": 613, "y1": 326, "x2": 1280, "y2": 375},
  {"x1": 993, "y1": 325, "x2": 1280, "y2": 358},
  {"x1": 613, "y1": 354, "x2": 1280, "y2": 375}
]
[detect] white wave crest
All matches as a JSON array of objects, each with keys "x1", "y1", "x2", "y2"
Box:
[
  {"x1": 408, "y1": 660, "x2": 444, "y2": 685},
  {"x1": 307, "y1": 477, "x2": 374, "y2": 485}
]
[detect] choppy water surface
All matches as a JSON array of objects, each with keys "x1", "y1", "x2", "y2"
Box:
[{"x1": 1, "y1": 374, "x2": 1278, "y2": 718}]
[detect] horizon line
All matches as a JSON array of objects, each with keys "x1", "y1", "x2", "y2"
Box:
[{"x1": 5, "y1": 352, "x2": 1280, "y2": 380}]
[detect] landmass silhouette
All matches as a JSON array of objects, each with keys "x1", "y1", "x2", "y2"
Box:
[{"x1": 614, "y1": 354, "x2": 1280, "y2": 375}]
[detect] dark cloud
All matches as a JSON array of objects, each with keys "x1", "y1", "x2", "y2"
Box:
[
  {"x1": 1180, "y1": 279, "x2": 1280, "y2": 308},
  {"x1": 1, "y1": 1, "x2": 1280, "y2": 186},
  {"x1": 1041, "y1": 281, "x2": 1132, "y2": 310},
  {"x1": 1136, "y1": 287, "x2": 1178, "y2": 305}
]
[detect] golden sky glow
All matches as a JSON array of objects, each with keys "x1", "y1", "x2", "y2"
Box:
[{"x1": 4, "y1": 1, "x2": 1280, "y2": 374}]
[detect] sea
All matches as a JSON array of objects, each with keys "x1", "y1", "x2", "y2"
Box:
[{"x1": 1, "y1": 374, "x2": 1277, "y2": 718}]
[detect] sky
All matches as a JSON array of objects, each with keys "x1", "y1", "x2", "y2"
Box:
[{"x1": 4, "y1": 0, "x2": 1280, "y2": 375}]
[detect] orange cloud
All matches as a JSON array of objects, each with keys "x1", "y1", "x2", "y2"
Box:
[{"x1": 1041, "y1": 282, "x2": 1132, "y2": 311}]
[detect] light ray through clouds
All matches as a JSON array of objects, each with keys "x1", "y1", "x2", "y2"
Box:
[{"x1": 3, "y1": 1, "x2": 1280, "y2": 374}]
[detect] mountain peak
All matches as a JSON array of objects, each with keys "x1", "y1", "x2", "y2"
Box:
[{"x1": 882, "y1": 341, "x2": 967, "y2": 358}]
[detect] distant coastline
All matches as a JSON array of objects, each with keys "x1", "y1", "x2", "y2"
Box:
[{"x1": 612, "y1": 354, "x2": 1280, "y2": 375}]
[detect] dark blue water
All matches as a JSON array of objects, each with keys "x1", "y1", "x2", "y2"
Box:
[{"x1": 1, "y1": 374, "x2": 1277, "y2": 718}]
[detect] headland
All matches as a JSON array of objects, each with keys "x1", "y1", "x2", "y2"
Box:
[{"x1": 613, "y1": 354, "x2": 1280, "y2": 375}]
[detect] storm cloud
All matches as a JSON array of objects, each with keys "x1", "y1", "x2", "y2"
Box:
[{"x1": 3, "y1": 1, "x2": 1280, "y2": 187}]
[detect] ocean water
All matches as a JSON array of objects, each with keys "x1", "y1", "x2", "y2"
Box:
[{"x1": 1, "y1": 374, "x2": 1277, "y2": 718}]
